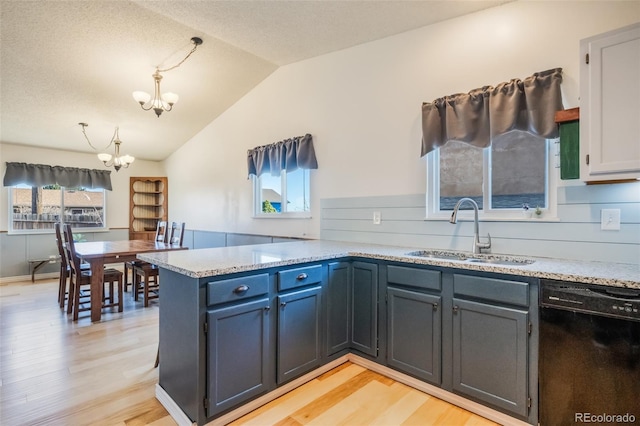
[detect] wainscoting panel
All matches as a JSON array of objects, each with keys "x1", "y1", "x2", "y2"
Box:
[
  {"x1": 320, "y1": 183, "x2": 640, "y2": 264},
  {"x1": 0, "y1": 228, "x2": 303, "y2": 280}
]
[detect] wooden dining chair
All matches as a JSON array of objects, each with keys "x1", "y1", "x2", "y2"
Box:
[
  {"x1": 168, "y1": 222, "x2": 185, "y2": 246},
  {"x1": 124, "y1": 221, "x2": 167, "y2": 292},
  {"x1": 55, "y1": 222, "x2": 70, "y2": 309},
  {"x1": 63, "y1": 224, "x2": 124, "y2": 321},
  {"x1": 55, "y1": 222, "x2": 89, "y2": 310},
  {"x1": 132, "y1": 221, "x2": 184, "y2": 307}
]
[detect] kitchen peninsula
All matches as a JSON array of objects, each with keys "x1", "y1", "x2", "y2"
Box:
[{"x1": 139, "y1": 240, "x2": 640, "y2": 426}]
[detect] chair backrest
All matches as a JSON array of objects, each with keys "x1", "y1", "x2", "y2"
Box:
[
  {"x1": 54, "y1": 222, "x2": 68, "y2": 268},
  {"x1": 155, "y1": 221, "x2": 168, "y2": 243},
  {"x1": 168, "y1": 222, "x2": 185, "y2": 246},
  {"x1": 62, "y1": 224, "x2": 82, "y2": 276}
]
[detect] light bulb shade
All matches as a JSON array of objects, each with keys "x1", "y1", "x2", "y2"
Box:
[
  {"x1": 161, "y1": 92, "x2": 179, "y2": 105},
  {"x1": 132, "y1": 91, "x2": 151, "y2": 104},
  {"x1": 121, "y1": 155, "x2": 135, "y2": 165},
  {"x1": 97, "y1": 153, "x2": 112, "y2": 162}
]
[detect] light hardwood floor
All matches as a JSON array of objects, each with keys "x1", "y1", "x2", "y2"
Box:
[{"x1": 0, "y1": 277, "x2": 498, "y2": 426}]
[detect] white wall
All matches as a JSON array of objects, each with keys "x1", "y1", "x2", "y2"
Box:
[
  {"x1": 165, "y1": 1, "x2": 640, "y2": 242},
  {"x1": 0, "y1": 143, "x2": 165, "y2": 231}
]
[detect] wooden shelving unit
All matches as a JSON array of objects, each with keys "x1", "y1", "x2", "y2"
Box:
[{"x1": 129, "y1": 177, "x2": 168, "y2": 240}]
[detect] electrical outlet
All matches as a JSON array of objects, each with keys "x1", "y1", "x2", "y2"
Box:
[
  {"x1": 373, "y1": 211, "x2": 381, "y2": 225},
  {"x1": 601, "y1": 209, "x2": 621, "y2": 231}
]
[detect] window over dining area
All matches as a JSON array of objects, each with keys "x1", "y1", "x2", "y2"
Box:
[
  {"x1": 10, "y1": 184, "x2": 107, "y2": 232},
  {"x1": 4, "y1": 162, "x2": 111, "y2": 234}
]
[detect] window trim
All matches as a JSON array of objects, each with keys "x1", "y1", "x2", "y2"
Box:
[
  {"x1": 252, "y1": 169, "x2": 312, "y2": 219},
  {"x1": 425, "y1": 138, "x2": 559, "y2": 222},
  {"x1": 8, "y1": 185, "x2": 109, "y2": 235}
]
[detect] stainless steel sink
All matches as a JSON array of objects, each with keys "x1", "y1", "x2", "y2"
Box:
[{"x1": 405, "y1": 250, "x2": 535, "y2": 266}]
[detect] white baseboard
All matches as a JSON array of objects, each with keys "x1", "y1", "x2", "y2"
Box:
[
  {"x1": 156, "y1": 354, "x2": 530, "y2": 426},
  {"x1": 0, "y1": 272, "x2": 58, "y2": 284},
  {"x1": 155, "y1": 384, "x2": 195, "y2": 426}
]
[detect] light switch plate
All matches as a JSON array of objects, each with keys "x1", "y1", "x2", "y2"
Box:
[
  {"x1": 373, "y1": 211, "x2": 381, "y2": 225},
  {"x1": 601, "y1": 209, "x2": 621, "y2": 231}
]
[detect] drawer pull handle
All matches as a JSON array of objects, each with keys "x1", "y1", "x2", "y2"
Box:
[
  {"x1": 296, "y1": 273, "x2": 308, "y2": 281},
  {"x1": 233, "y1": 285, "x2": 249, "y2": 294}
]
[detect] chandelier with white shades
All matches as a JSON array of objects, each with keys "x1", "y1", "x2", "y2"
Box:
[{"x1": 132, "y1": 37, "x2": 203, "y2": 117}]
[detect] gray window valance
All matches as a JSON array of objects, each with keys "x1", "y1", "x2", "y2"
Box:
[
  {"x1": 421, "y1": 68, "x2": 564, "y2": 157},
  {"x1": 247, "y1": 133, "x2": 318, "y2": 177},
  {"x1": 3, "y1": 162, "x2": 113, "y2": 190}
]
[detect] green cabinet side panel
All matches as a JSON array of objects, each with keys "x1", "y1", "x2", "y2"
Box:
[{"x1": 560, "y1": 121, "x2": 580, "y2": 180}]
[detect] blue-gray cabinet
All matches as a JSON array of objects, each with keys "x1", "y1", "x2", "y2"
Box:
[
  {"x1": 276, "y1": 264, "x2": 324, "y2": 384},
  {"x1": 207, "y1": 297, "x2": 270, "y2": 416},
  {"x1": 386, "y1": 265, "x2": 442, "y2": 385},
  {"x1": 205, "y1": 273, "x2": 271, "y2": 417},
  {"x1": 326, "y1": 261, "x2": 351, "y2": 356},
  {"x1": 451, "y1": 273, "x2": 531, "y2": 418},
  {"x1": 277, "y1": 286, "x2": 322, "y2": 384},
  {"x1": 387, "y1": 288, "x2": 441, "y2": 385},
  {"x1": 326, "y1": 261, "x2": 379, "y2": 358},
  {"x1": 157, "y1": 257, "x2": 538, "y2": 425},
  {"x1": 351, "y1": 261, "x2": 378, "y2": 357}
]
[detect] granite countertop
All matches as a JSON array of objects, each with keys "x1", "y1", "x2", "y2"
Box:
[{"x1": 138, "y1": 240, "x2": 640, "y2": 289}]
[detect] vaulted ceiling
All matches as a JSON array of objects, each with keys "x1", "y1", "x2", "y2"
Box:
[{"x1": 0, "y1": 1, "x2": 509, "y2": 161}]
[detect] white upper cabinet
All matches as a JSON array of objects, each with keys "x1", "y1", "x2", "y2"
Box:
[{"x1": 580, "y1": 23, "x2": 640, "y2": 182}]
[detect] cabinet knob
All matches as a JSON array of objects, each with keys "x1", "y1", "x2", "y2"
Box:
[
  {"x1": 296, "y1": 273, "x2": 308, "y2": 281},
  {"x1": 233, "y1": 285, "x2": 249, "y2": 294},
  {"x1": 433, "y1": 303, "x2": 438, "y2": 312},
  {"x1": 280, "y1": 301, "x2": 287, "y2": 308},
  {"x1": 453, "y1": 305, "x2": 459, "y2": 314},
  {"x1": 264, "y1": 306, "x2": 271, "y2": 312}
]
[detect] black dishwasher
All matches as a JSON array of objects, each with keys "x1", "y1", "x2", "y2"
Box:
[{"x1": 539, "y1": 279, "x2": 640, "y2": 425}]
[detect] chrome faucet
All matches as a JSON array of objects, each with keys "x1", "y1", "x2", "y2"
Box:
[{"x1": 449, "y1": 198, "x2": 491, "y2": 254}]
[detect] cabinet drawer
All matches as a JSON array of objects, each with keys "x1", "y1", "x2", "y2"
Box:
[
  {"x1": 278, "y1": 265, "x2": 323, "y2": 291},
  {"x1": 453, "y1": 274, "x2": 529, "y2": 307},
  {"x1": 207, "y1": 273, "x2": 269, "y2": 306},
  {"x1": 387, "y1": 265, "x2": 441, "y2": 291}
]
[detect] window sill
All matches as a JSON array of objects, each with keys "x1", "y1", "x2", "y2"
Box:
[
  {"x1": 252, "y1": 214, "x2": 312, "y2": 220},
  {"x1": 8, "y1": 227, "x2": 111, "y2": 235},
  {"x1": 423, "y1": 216, "x2": 560, "y2": 223}
]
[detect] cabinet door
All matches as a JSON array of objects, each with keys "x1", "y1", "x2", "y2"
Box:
[
  {"x1": 277, "y1": 286, "x2": 322, "y2": 384},
  {"x1": 580, "y1": 23, "x2": 640, "y2": 181},
  {"x1": 387, "y1": 287, "x2": 441, "y2": 385},
  {"x1": 206, "y1": 298, "x2": 270, "y2": 416},
  {"x1": 452, "y1": 298, "x2": 529, "y2": 417},
  {"x1": 327, "y1": 262, "x2": 351, "y2": 356},
  {"x1": 351, "y1": 262, "x2": 378, "y2": 357}
]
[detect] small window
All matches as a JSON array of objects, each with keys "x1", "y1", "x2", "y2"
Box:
[
  {"x1": 427, "y1": 131, "x2": 557, "y2": 220},
  {"x1": 253, "y1": 169, "x2": 311, "y2": 218},
  {"x1": 9, "y1": 184, "x2": 107, "y2": 233}
]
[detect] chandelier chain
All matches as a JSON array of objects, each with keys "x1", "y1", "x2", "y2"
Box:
[
  {"x1": 79, "y1": 123, "x2": 115, "y2": 152},
  {"x1": 157, "y1": 40, "x2": 200, "y2": 73}
]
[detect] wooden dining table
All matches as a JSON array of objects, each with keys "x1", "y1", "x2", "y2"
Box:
[{"x1": 73, "y1": 239, "x2": 188, "y2": 322}]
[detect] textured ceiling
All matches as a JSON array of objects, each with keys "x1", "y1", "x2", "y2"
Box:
[{"x1": 0, "y1": 0, "x2": 509, "y2": 162}]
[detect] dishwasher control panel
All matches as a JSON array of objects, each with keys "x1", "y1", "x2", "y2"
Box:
[{"x1": 540, "y1": 279, "x2": 640, "y2": 321}]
